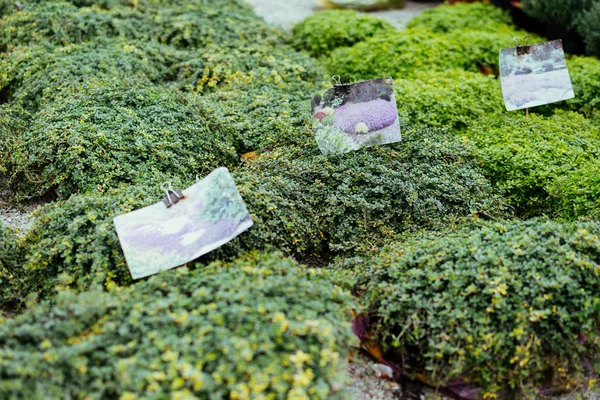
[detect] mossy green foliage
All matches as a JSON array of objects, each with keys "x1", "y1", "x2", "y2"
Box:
[
  {"x1": 407, "y1": 2, "x2": 512, "y2": 33},
  {"x1": 291, "y1": 10, "x2": 395, "y2": 57},
  {"x1": 0, "y1": 223, "x2": 27, "y2": 313},
  {"x1": 21, "y1": 184, "x2": 158, "y2": 299},
  {"x1": 0, "y1": 0, "x2": 284, "y2": 50},
  {"x1": 564, "y1": 55, "x2": 600, "y2": 117},
  {"x1": 394, "y1": 70, "x2": 505, "y2": 129},
  {"x1": 360, "y1": 219, "x2": 600, "y2": 396},
  {"x1": 0, "y1": 40, "x2": 172, "y2": 110},
  {"x1": 466, "y1": 111, "x2": 600, "y2": 218},
  {"x1": 21, "y1": 125, "x2": 506, "y2": 299},
  {"x1": 0, "y1": 0, "x2": 326, "y2": 202},
  {"x1": 576, "y1": 2, "x2": 600, "y2": 57},
  {"x1": 0, "y1": 252, "x2": 355, "y2": 399},
  {"x1": 4, "y1": 78, "x2": 238, "y2": 201},
  {"x1": 326, "y1": 27, "x2": 532, "y2": 80}
]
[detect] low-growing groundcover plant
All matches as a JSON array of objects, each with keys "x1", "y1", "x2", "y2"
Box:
[
  {"x1": 0, "y1": 252, "x2": 355, "y2": 399},
  {"x1": 18, "y1": 125, "x2": 507, "y2": 303},
  {"x1": 291, "y1": 10, "x2": 395, "y2": 57},
  {"x1": 466, "y1": 111, "x2": 600, "y2": 218},
  {"x1": 354, "y1": 219, "x2": 600, "y2": 397}
]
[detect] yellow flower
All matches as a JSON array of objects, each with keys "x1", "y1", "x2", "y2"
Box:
[{"x1": 354, "y1": 122, "x2": 369, "y2": 134}]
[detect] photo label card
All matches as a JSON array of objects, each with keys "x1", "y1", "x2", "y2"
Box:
[
  {"x1": 114, "y1": 168, "x2": 253, "y2": 279},
  {"x1": 499, "y1": 39, "x2": 575, "y2": 111},
  {"x1": 311, "y1": 77, "x2": 401, "y2": 156}
]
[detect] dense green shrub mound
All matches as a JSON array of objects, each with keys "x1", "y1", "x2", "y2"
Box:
[
  {"x1": 0, "y1": 252, "x2": 354, "y2": 399},
  {"x1": 576, "y1": 2, "x2": 600, "y2": 57},
  {"x1": 21, "y1": 184, "x2": 158, "y2": 298},
  {"x1": 564, "y1": 55, "x2": 600, "y2": 116},
  {"x1": 4, "y1": 78, "x2": 238, "y2": 201},
  {"x1": 20, "y1": 126, "x2": 506, "y2": 298},
  {"x1": 0, "y1": 104, "x2": 29, "y2": 176},
  {"x1": 0, "y1": 40, "x2": 171, "y2": 110},
  {"x1": 0, "y1": 223, "x2": 26, "y2": 313},
  {"x1": 466, "y1": 111, "x2": 600, "y2": 218},
  {"x1": 361, "y1": 219, "x2": 600, "y2": 396},
  {"x1": 0, "y1": 0, "x2": 284, "y2": 50},
  {"x1": 407, "y1": 2, "x2": 512, "y2": 33},
  {"x1": 326, "y1": 27, "x2": 532, "y2": 79},
  {"x1": 394, "y1": 70, "x2": 504, "y2": 129},
  {"x1": 291, "y1": 10, "x2": 394, "y2": 57}
]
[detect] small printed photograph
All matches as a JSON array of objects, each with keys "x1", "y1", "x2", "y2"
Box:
[
  {"x1": 113, "y1": 168, "x2": 253, "y2": 279},
  {"x1": 311, "y1": 77, "x2": 401, "y2": 156},
  {"x1": 500, "y1": 39, "x2": 575, "y2": 111}
]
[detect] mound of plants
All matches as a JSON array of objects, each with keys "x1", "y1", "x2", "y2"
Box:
[
  {"x1": 3, "y1": 78, "x2": 238, "y2": 201},
  {"x1": 0, "y1": 0, "x2": 284, "y2": 50},
  {"x1": 357, "y1": 219, "x2": 600, "y2": 397},
  {"x1": 394, "y1": 69, "x2": 504, "y2": 128},
  {"x1": 292, "y1": 10, "x2": 395, "y2": 57},
  {"x1": 0, "y1": 223, "x2": 26, "y2": 313},
  {"x1": 407, "y1": 2, "x2": 513, "y2": 33},
  {"x1": 466, "y1": 111, "x2": 600, "y2": 218},
  {"x1": 563, "y1": 55, "x2": 600, "y2": 117},
  {"x1": 326, "y1": 27, "x2": 536, "y2": 80},
  {"x1": 20, "y1": 125, "x2": 506, "y2": 300},
  {"x1": 0, "y1": 252, "x2": 354, "y2": 399}
]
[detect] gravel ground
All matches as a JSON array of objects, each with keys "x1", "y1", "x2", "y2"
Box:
[
  {"x1": 0, "y1": 202, "x2": 37, "y2": 232},
  {"x1": 245, "y1": 0, "x2": 441, "y2": 30}
]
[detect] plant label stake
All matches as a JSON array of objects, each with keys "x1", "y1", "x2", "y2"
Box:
[
  {"x1": 113, "y1": 168, "x2": 253, "y2": 279},
  {"x1": 311, "y1": 75, "x2": 401, "y2": 156},
  {"x1": 499, "y1": 37, "x2": 575, "y2": 112}
]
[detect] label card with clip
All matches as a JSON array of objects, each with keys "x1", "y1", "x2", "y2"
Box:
[
  {"x1": 499, "y1": 39, "x2": 575, "y2": 111},
  {"x1": 311, "y1": 76, "x2": 401, "y2": 156},
  {"x1": 114, "y1": 168, "x2": 253, "y2": 279}
]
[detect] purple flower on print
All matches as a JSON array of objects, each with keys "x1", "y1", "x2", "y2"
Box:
[{"x1": 333, "y1": 98, "x2": 398, "y2": 134}]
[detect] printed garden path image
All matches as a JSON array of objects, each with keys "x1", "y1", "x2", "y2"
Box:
[{"x1": 246, "y1": 0, "x2": 441, "y2": 29}]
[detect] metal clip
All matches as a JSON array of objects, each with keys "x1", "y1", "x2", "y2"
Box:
[
  {"x1": 160, "y1": 182, "x2": 184, "y2": 208},
  {"x1": 514, "y1": 35, "x2": 531, "y2": 56}
]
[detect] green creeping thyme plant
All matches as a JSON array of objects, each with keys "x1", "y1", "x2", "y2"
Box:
[
  {"x1": 291, "y1": 10, "x2": 395, "y2": 57},
  {"x1": 356, "y1": 219, "x2": 600, "y2": 397},
  {"x1": 20, "y1": 125, "x2": 507, "y2": 301},
  {"x1": 0, "y1": 252, "x2": 355, "y2": 400},
  {"x1": 466, "y1": 111, "x2": 600, "y2": 219}
]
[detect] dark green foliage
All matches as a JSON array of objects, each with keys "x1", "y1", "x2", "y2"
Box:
[
  {"x1": 522, "y1": 0, "x2": 600, "y2": 57},
  {"x1": 0, "y1": 223, "x2": 27, "y2": 313},
  {"x1": 291, "y1": 10, "x2": 395, "y2": 57},
  {"x1": 0, "y1": 252, "x2": 354, "y2": 399},
  {"x1": 0, "y1": 104, "x2": 29, "y2": 175},
  {"x1": 21, "y1": 184, "x2": 158, "y2": 298},
  {"x1": 563, "y1": 55, "x2": 600, "y2": 116},
  {"x1": 4, "y1": 78, "x2": 238, "y2": 200},
  {"x1": 576, "y1": 2, "x2": 600, "y2": 58},
  {"x1": 407, "y1": 2, "x2": 512, "y2": 33},
  {"x1": 21, "y1": 126, "x2": 506, "y2": 297},
  {"x1": 0, "y1": 0, "x2": 284, "y2": 50},
  {"x1": 394, "y1": 70, "x2": 505, "y2": 129},
  {"x1": 326, "y1": 27, "x2": 532, "y2": 80},
  {"x1": 466, "y1": 111, "x2": 600, "y2": 218},
  {"x1": 521, "y1": 0, "x2": 594, "y2": 27},
  {"x1": 360, "y1": 219, "x2": 600, "y2": 396},
  {"x1": 0, "y1": 40, "x2": 171, "y2": 110}
]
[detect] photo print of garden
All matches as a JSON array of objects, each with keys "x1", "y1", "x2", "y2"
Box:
[
  {"x1": 311, "y1": 77, "x2": 401, "y2": 155},
  {"x1": 113, "y1": 168, "x2": 253, "y2": 279},
  {"x1": 500, "y1": 39, "x2": 575, "y2": 111}
]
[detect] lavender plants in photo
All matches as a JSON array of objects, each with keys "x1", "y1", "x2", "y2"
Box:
[
  {"x1": 311, "y1": 77, "x2": 401, "y2": 156},
  {"x1": 113, "y1": 168, "x2": 253, "y2": 279},
  {"x1": 500, "y1": 39, "x2": 575, "y2": 111}
]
